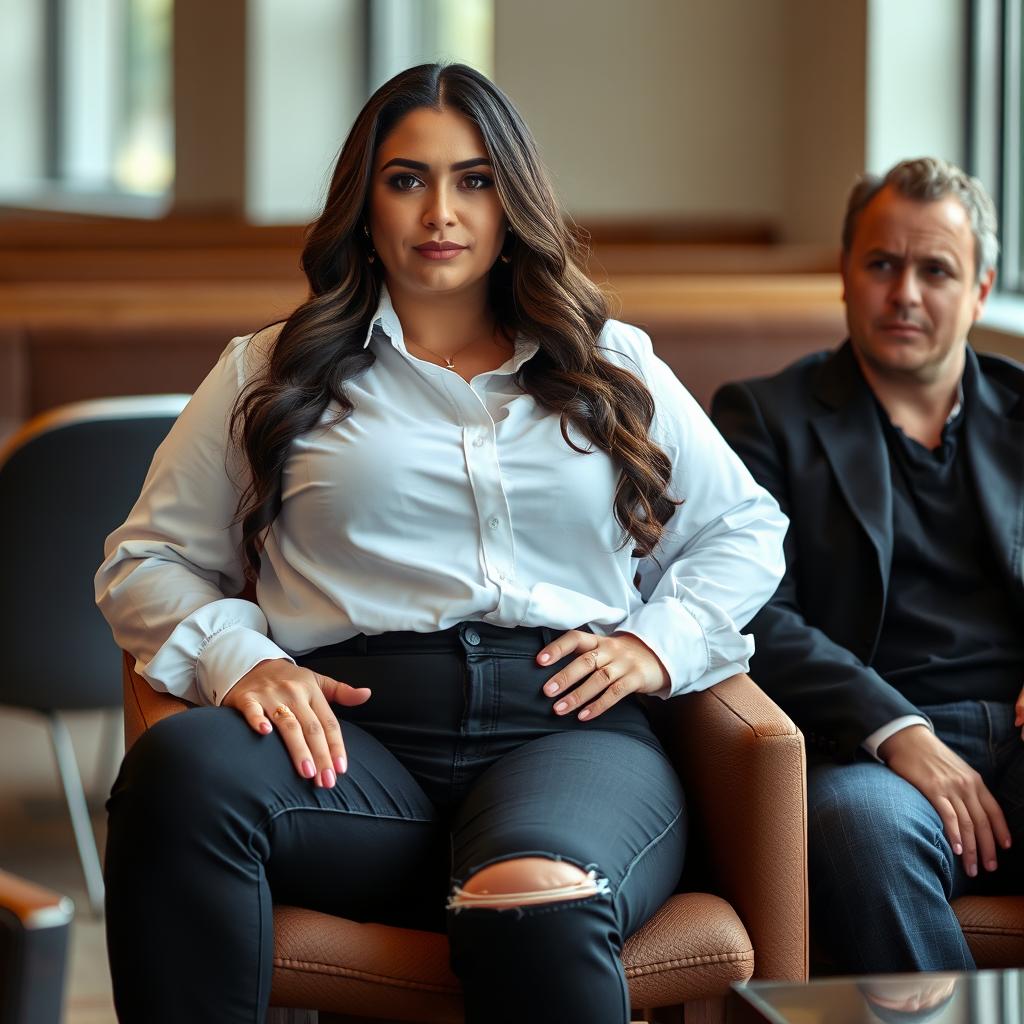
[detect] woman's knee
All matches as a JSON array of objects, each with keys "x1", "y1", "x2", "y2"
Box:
[
  {"x1": 112, "y1": 707, "x2": 258, "y2": 822},
  {"x1": 448, "y1": 857, "x2": 607, "y2": 910}
]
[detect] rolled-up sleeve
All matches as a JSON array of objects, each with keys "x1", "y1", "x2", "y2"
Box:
[
  {"x1": 609, "y1": 326, "x2": 788, "y2": 696},
  {"x1": 94, "y1": 335, "x2": 293, "y2": 706}
]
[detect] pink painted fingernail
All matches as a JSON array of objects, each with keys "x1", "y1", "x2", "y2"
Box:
[
  {"x1": 538, "y1": 652, "x2": 550, "y2": 664},
  {"x1": 578, "y1": 709, "x2": 591, "y2": 721},
  {"x1": 301, "y1": 759, "x2": 315, "y2": 779},
  {"x1": 953, "y1": 842, "x2": 963, "y2": 855},
  {"x1": 336, "y1": 755, "x2": 348, "y2": 775},
  {"x1": 258, "y1": 721, "x2": 272, "y2": 734},
  {"x1": 1004, "y1": 838, "x2": 1013, "y2": 849},
  {"x1": 544, "y1": 681, "x2": 559, "y2": 696},
  {"x1": 322, "y1": 768, "x2": 336, "y2": 789},
  {"x1": 554, "y1": 700, "x2": 568, "y2": 713},
  {"x1": 986, "y1": 859, "x2": 997, "y2": 871},
  {"x1": 968, "y1": 863, "x2": 978, "y2": 878}
]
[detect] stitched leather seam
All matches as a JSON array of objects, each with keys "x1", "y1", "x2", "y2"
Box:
[
  {"x1": 960, "y1": 925, "x2": 1024, "y2": 936},
  {"x1": 272, "y1": 959, "x2": 460, "y2": 994},
  {"x1": 624, "y1": 948, "x2": 754, "y2": 977}
]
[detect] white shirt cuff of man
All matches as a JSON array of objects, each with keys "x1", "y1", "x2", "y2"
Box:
[{"x1": 862, "y1": 714, "x2": 934, "y2": 763}]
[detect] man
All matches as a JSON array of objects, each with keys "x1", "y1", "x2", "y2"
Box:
[{"x1": 711, "y1": 157, "x2": 1024, "y2": 973}]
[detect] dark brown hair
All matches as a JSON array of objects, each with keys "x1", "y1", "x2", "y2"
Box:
[{"x1": 231, "y1": 63, "x2": 679, "y2": 576}]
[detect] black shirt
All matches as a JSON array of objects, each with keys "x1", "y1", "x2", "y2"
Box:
[{"x1": 872, "y1": 377, "x2": 1024, "y2": 707}]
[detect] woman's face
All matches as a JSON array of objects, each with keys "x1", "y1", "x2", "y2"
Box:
[{"x1": 367, "y1": 105, "x2": 507, "y2": 303}]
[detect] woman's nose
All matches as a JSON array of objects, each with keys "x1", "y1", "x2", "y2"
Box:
[{"x1": 422, "y1": 188, "x2": 457, "y2": 229}]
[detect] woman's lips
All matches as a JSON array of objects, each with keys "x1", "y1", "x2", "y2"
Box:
[{"x1": 414, "y1": 242, "x2": 466, "y2": 261}]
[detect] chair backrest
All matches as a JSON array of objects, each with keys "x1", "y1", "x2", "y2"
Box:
[
  {"x1": 0, "y1": 869, "x2": 74, "y2": 1024},
  {"x1": 0, "y1": 395, "x2": 189, "y2": 711}
]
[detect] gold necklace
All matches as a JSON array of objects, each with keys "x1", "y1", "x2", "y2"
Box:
[{"x1": 406, "y1": 325, "x2": 508, "y2": 371}]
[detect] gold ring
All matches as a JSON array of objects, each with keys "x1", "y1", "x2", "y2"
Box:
[{"x1": 272, "y1": 704, "x2": 293, "y2": 719}]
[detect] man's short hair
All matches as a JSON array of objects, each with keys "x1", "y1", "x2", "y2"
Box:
[{"x1": 841, "y1": 157, "x2": 1000, "y2": 281}]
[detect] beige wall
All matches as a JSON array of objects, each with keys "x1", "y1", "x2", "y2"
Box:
[
  {"x1": 780, "y1": 0, "x2": 868, "y2": 246},
  {"x1": 494, "y1": 0, "x2": 967, "y2": 246},
  {"x1": 494, "y1": 0, "x2": 788, "y2": 224}
]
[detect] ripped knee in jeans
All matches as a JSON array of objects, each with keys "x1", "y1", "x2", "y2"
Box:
[{"x1": 447, "y1": 856, "x2": 610, "y2": 911}]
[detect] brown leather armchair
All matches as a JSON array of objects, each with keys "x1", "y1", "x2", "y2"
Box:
[
  {"x1": 953, "y1": 896, "x2": 1024, "y2": 968},
  {"x1": 122, "y1": 655, "x2": 808, "y2": 1023}
]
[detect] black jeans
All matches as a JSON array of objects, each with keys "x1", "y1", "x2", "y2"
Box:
[{"x1": 105, "y1": 622, "x2": 686, "y2": 1023}]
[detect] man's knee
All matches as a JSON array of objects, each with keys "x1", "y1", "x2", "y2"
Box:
[
  {"x1": 448, "y1": 857, "x2": 607, "y2": 910},
  {"x1": 809, "y1": 765, "x2": 953, "y2": 885}
]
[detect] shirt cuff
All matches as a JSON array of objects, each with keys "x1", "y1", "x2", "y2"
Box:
[
  {"x1": 862, "y1": 715, "x2": 933, "y2": 762},
  {"x1": 615, "y1": 595, "x2": 754, "y2": 698},
  {"x1": 139, "y1": 597, "x2": 293, "y2": 705}
]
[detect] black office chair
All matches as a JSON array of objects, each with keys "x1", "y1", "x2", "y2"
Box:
[
  {"x1": 0, "y1": 395, "x2": 189, "y2": 915},
  {"x1": 0, "y1": 869, "x2": 74, "y2": 1024}
]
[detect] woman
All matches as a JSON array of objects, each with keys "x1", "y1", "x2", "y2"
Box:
[{"x1": 97, "y1": 63, "x2": 786, "y2": 1024}]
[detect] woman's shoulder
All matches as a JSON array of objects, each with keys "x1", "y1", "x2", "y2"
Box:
[
  {"x1": 220, "y1": 322, "x2": 286, "y2": 384},
  {"x1": 595, "y1": 319, "x2": 656, "y2": 375}
]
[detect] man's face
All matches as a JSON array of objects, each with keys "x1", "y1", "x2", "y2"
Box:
[{"x1": 841, "y1": 185, "x2": 994, "y2": 385}]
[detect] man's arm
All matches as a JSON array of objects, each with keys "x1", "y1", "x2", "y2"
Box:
[{"x1": 710, "y1": 379, "x2": 923, "y2": 759}]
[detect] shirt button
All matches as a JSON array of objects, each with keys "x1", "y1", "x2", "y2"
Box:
[
  {"x1": 488, "y1": 516, "x2": 500, "y2": 529},
  {"x1": 472, "y1": 434, "x2": 485, "y2": 448},
  {"x1": 465, "y1": 628, "x2": 481, "y2": 646}
]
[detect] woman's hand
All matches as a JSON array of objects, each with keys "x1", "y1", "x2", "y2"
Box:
[
  {"x1": 221, "y1": 658, "x2": 371, "y2": 787},
  {"x1": 538, "y1": 631, "x2": 669, "y2": 721},
  {"x1": 1016, "y1": 685, "x2": 1024, "y2": 740}
]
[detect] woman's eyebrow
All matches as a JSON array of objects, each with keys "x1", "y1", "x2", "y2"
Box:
[{"x1": 379, "y1": 157, "x2": 491, "y2": 172}]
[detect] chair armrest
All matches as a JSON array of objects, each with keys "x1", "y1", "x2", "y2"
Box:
[
  {"x1": 122, "y1": 650, "x2": 192, "y2": 750},
  {"x1": 666, "y1": 673, "x2": 807, "y2": 982},
  {"x1": 0, "y1": 870, "x2": 74, "y2": 1024}
]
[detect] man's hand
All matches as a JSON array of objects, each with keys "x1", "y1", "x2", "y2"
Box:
[
  {"x1": 222, "y1": 659, "x2": 371, "y2": 788},
  {"x1": 538, "y1": 631, "x2": 669, "y2": 721},
  {"x1": 879, "y1": 724, "x2": 1011, "y2": 877}
]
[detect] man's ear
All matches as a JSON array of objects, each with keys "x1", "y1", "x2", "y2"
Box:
[{"x1": 973, "y1": 267, "x2": 996, "y2": 322}]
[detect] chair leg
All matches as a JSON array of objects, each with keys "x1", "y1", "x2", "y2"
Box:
[
  {"x1": 682, "y1": 997, "x2": 725, "y2": 1024},
  {"x1": 45, "y1": 711, "x2": 105, "y2": 916}
]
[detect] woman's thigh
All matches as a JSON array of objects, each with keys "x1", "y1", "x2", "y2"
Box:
[
  {"x1": 109, "y1": 706, "x2": 449, "y2": 928},
  {"x1": 450, "y1": 728, "x2": 686, "y2": 939}
]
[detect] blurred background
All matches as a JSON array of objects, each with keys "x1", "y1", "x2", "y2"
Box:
[{"x1": 0, "y1": 1, "x2": 1021, "y2": 1021}]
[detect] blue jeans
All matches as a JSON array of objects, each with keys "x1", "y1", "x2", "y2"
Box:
[
  {"x1": 105, "y1": 622, "x2": 686, "y2": 1023},
  {"x1": 808, "y1": 700, "x2": 1024, "y2": 974}
]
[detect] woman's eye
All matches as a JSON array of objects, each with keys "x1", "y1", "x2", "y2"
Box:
[
  {"x1": 461, "y1": 173, "x2": 493, "y2": 190},
  {"x1": 389, "y1": 173, "x2": 421, "y2": 191}
]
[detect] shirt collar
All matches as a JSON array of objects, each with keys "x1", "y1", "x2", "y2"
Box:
[
  {"x1": 946, "y1": 380, "x2": 964, "y2": 424},
  {"x1": 361, "y1": 283, "x2": 540, "y2": 371},
  {"x1": 362, "y1": 284, "x2": 404, "y2": 350}
]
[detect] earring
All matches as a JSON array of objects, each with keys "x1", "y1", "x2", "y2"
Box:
[{"x1": 362, "y1": 223, "x2": 376, "y2": 264}]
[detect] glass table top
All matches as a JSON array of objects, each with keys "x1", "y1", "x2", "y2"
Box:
[{"x1": 731, "y1": 968, "x2": 1023, "y2": 1023}]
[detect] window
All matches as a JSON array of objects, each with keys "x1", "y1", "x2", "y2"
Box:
[
  {"x1": 970, "y1": 0, "x2": 1024, "y2": 292},
  {"x1": 1, "y1": 0, "x2": 173, "y2": 211},
  {"x1": 2, "y1": 0, "x2": 494, "y2": 222}
]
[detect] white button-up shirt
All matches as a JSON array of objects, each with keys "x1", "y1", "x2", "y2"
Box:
[{"x1": 96, "y1": 289, "x2": 788, "y2": 706}]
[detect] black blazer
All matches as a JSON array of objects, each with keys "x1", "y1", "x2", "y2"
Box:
[{"x1": 711, "y1": 341, "x2": 1024, "y2": 760}]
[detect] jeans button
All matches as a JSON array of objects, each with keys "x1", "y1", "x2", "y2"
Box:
[{"x1": 464, "y1": 628, "x2": 481, "y2": 646}]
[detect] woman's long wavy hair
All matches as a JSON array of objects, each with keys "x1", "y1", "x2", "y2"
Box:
[{"x1": 231, "y1": 63, "x2": 679, "y2": 577}]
